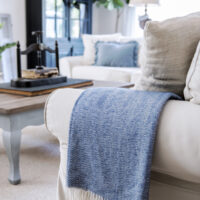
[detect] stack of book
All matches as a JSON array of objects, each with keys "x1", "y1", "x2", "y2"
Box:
[{"x1": 22, "y1": 67, "x2": 58, "y2": 79}]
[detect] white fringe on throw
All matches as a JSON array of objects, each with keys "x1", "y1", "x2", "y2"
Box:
[
  {"x1": 67, "y1": 188, "x2": 104, "y2": 200},
  {"x1": 57, "y1": 170, "x2": 104, "y2": 200}
]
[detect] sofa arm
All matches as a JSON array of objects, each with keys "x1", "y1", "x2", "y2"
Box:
[
  {"x1": 59, "y1": 56, "x2": 85, "y2": 78},
  {"x1": 45, "y1": 88, "x2": 83, "y2": 143}
]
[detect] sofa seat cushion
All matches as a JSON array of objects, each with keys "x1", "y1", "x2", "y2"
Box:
[
  {"x1": 71, "y1": 65, "x2": 141, "y2": 83},
  {"x1": 46, "y1": 89, "x2": 200, "y2": 184}
]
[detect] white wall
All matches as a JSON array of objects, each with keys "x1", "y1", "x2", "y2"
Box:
[
  {"x1": 0, "y1": 0, "x2": 26, "y2": 49},
  {"x1": 0, "y1": 0, "x2": 26, "y2": 67},
  {"x1": 93, "y1": 0, "x2": 200, "y2": 37},
  {"x1": 93, "y1": 4, "x2": 135, "y2": 36},
  {"x1": 134, "y1": 0, "x2": 200, "y2": 38},
  {"x1": 93, "y1": 5, "x2": 117, "y2": 34}
]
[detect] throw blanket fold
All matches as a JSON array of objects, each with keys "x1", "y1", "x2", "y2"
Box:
[{"x1": 67, "y1": 88, "x2": 180, "y2": 200}]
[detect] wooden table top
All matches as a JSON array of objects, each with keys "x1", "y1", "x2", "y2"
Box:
[{"x1": 0, "y1": 81, "x2": 134, "y2": 115}]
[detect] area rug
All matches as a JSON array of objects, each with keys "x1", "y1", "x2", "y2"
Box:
[{"x1": 0, "y1": 125, "x2": 59, "y2": 200}]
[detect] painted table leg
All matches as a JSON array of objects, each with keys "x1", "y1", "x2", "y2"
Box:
[
  {"x1": 2, "y1": 130, "x2": 21, "y2": 185},
  {"x1": 0, "y1": 109, "x2": 44, "y2": 185}
]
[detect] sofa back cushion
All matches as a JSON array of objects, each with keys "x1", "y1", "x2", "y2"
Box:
[
  {"x1": 134, "y1": 12, "x2": 200, "y2": 96},
  {"x1": 94, "y1": 41, "x2": 139, "y2": 67},
  {"x1": 82, "y1": 34, "x2": 121, "y2": 65},
  {"x1": 184, "y1": 41, "x2": 200, "y2": 104}
]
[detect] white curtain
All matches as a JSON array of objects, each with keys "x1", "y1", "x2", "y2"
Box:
[
  {"x1": 1, "y1": 39, "x2": 16, "y2": 82},
  {"x1": 121, "y1": 5, "x2": 136, "y2": 36}
]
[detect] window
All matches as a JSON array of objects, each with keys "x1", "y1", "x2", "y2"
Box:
[
  {"x1": 44, "y1": 0, "x2": 90, "y2": 39},
  {"x1": 44, "y1": 0, "x2": 66, "y2": 38},
  {"x1": 133, "y1": 0, "x2": 200, "y2": 38},
  {"x1": 26, "y1": 0, "x2": 92, "y2": 68},
  {"x1": 43, "y1": 0, "x2": 92, "y2": 67}
]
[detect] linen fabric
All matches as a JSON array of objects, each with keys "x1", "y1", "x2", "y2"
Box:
[
  {"x1": 67, "y1": 87, "x2": 179, "y2": 200},
  {"x1": 134, "y1": 12, "x2": 200, "y2": 96},
  {"x1": 94, "y1": 41, "x2": 138, "y2": 67},
  {"x1": 82, "y1": 34, "x2": 121, "y2": 65},
  {"x1": 184, "y1": 41, "x2": 200, "y2": 104}
]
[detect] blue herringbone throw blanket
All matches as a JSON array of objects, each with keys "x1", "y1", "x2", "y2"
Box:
[{"x1": 67, "y1": 88, "x2": 180, "y2": 200}]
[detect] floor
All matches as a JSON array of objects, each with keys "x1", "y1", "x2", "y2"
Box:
[{"x1": 0, "y1": 125, "x2": 60, "y2": 200}]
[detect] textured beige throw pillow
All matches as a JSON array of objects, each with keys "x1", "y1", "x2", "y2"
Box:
[
  {"x1": 184, "y1": 41, "x2": 200, "y2": 104},
  {"x1": 134, "y1": 12, "x2": 200, "y2": 96}
]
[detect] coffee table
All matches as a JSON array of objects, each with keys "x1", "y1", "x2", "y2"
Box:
[{"x1": 0, "y1": 81, "x2": 134, "y2": 185}]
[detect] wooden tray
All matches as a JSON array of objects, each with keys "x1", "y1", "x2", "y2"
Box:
[
  {"x1": 11, "y1": 76, "x2": 67, "y2": 88},
  {"x1": 0, "y1": 78, "x2": 93, "y2": 97}
]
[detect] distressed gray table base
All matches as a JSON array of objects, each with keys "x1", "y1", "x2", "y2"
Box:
[
  {"x1": 0, "y1": 108, "x2": 44, "y2": 185},
  {"x1": 3, "y1": 130, "x2": 21, "y2": 184}
]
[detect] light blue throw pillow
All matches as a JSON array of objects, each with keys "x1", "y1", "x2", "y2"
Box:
[{"x1": 94, "y1": 41, "x2": 138, "y2": 67}]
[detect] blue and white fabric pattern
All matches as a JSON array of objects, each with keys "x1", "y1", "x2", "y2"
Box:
[
  {"x1": 67, "y1": 88, "x2": 180, "y2": 200},
  {"x1": 94, "y1": 41, "x2": 138, "y2": 67}
]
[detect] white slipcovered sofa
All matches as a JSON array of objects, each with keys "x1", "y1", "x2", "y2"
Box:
[
  {"x1": 59, "y1": 34, "x2": 142, "y2": 83},
  {"x1": 45, "y1": 88, "x2": 200, "y2": 200},
  {"x1": 60, "y1": 56, "x2": 141, "y2": 83}
]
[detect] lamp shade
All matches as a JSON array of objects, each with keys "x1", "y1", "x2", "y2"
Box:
[{"x1": 129, "y1": 0, "x2": 159, "y2": 6}]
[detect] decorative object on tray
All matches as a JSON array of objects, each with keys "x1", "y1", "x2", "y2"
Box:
[
  {"x1": 0, "y1": 31, "x2": 93, "y2": 96},
  {"x1": 11, "y1": 31, "x2": 67, "y2": 88},
  {"x1": 11, "y1": 67, "x2": 63, "y2": 88},
  {"x1": 22, "y1": 67, "x2": 58, "y2": 79}
]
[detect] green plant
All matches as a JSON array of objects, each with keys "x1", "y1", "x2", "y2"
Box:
[{"x1": 0, "y1": 24, "x2": 16, "y2": 58}]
